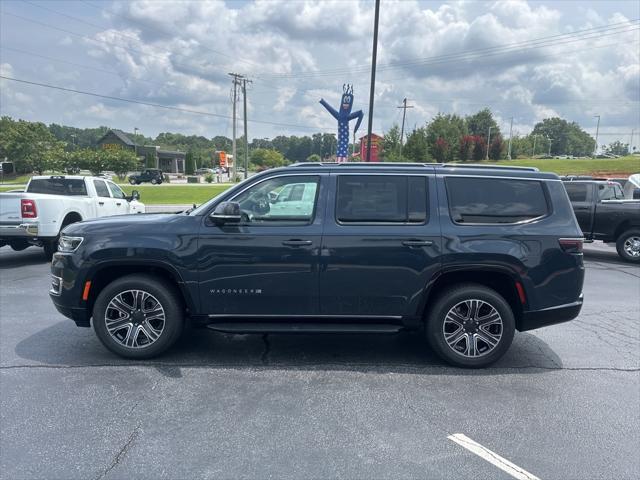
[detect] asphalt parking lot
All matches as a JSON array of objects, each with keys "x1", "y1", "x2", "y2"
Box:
[{"x1": 0, "y1": 244, "x2": 638, "y2": 480}]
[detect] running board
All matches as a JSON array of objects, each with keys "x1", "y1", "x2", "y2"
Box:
[{"x1": 206, "y1": 322, "x2": 403, "y2": 334}]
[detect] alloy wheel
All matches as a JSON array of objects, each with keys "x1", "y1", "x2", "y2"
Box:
[
  {"x1": 105, "y1": 290, "x2": 165, "y2": 348},
  {"x1": 442, "y1": 299, "x2": 503, "y2": 358},
  {"x1": 623, "y1": 236, "x2": 640, "y2": 258}
]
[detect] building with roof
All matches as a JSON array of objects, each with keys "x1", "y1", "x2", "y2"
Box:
[
  {"x1": 359, "y1": 133, "x2": 383, "y2": 162},
  {"x1": 96, "y1": 129, "x2": 186, "y2": 173}
]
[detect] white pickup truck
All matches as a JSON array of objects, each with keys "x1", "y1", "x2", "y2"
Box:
[{"x1": 0, "y1": 175, "x2": 145, "y2": 258}]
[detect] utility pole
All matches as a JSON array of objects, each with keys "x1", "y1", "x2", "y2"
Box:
[
  {"x1": 532, "y1": 134, "x2": 538, "y2": 157},
  {"x1": 397, "y1": 98, "x2": 414, "y2": 159},
  {"x1": 593, "y1": 114, "x2": 601, "y2": 157},
  {"x1": 133, "y1": 127, "x2": 139, "y2": 158},
  {"x1": 241, "y1": 77, "x2": 252, "y2": 180},
  {"x1": 365, "y1": 0, "x2": 381, "y2": 162},
  {"x1": 507, "y1": 117, "x2": 513, "y2": 160},
  {"x1": 485, "y1": 126, "x2": 492, "y2": 160},
  {"x1": 630, "y1": 129, "x2": 636, "y2": 153},
  {"x1": 228, "y1": 73, "x2": 244, "y2": 181}
]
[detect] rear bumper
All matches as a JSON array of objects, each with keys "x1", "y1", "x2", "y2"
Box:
[
  {"x1": 518, "y1": 295, "x2": 583, "y2": 331},
  {"x1": 0, "y1": 222, "x2": 39, "y2": 238}
]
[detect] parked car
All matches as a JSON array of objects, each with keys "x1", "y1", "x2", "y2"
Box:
[
  {"x1": 563, "y1": 178, "x2": 640, "y2": 262},
  {"x1": 195, "y1": 168, "x2": 215, "y2": 176},
  {"x1": 0, "y1": 175, "x2": 145, "y2": 258},
  {"x1": 129, "y1": 168, "x2": 163, "y2": 185},
  {"x1": 50, "y1": 163, "x2": 584, "y2": 368}
]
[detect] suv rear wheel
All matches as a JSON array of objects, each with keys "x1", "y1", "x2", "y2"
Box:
[
  {"x1": 616, "y1": 229, "x2": 640, "y2": 263},
  {"x1": 92, "y1": 274, "x2": 184, "y2": 358},
  {"x1": 426, "y1": 284, "x2": 515, "y2": 368}
]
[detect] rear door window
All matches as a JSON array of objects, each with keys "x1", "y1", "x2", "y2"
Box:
[
  {"x1": 93, "y1": 180, "x2": 111, "y2": 198},
  {"x1": 445, "y1": 177, "x2": 549, "y2": 224},
  {"x1": 336, "y1": 175, "x2": 427, "y2": 223}
]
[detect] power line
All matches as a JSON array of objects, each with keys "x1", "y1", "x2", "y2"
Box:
[
  {"x1": 0, "y1": 75, "x2": 333, "y2": 131},
  {"x1": 256, "y1": 20, "x2": 640, "y2": 79}
]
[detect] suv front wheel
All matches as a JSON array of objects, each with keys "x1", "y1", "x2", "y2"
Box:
[
  {"x1": 93, "y1": 274, "x2": 184, "y2": 358},
  {"x1": 426, "y1": 284, "x2": 515, "y2": 368}
]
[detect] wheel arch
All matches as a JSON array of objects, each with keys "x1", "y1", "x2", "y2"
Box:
[
  {"x1": 61, "y1": 211, "x2": 83, "y2": 227},
  {"x1": 85, "y1": 260, "x2": 197, "y2": 319},
  {"x1": 421, "y1": 266, "x2": 525, "y2": 328},
  {"x1": 614, "y1": 221, "x2": 640, "y2": 241}
]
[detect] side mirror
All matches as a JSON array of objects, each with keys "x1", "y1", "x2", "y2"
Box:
[
  {"x1": 210, "y1": 201, "x2": 242, "y2": 225},
  {"x1": 130, "y1": 190, "x2": 140, "y2": 201}
]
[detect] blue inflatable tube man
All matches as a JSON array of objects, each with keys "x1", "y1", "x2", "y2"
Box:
[{"x1": 319, "y1": 84, "x2": 364, "y2": 162}]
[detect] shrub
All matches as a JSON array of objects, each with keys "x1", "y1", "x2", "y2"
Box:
[{"x1": 205, "y1": 173, "x2": 214, "y2": 183}]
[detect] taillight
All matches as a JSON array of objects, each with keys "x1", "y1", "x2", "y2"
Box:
[
  {"x1": 21, "y1": 199, "x2": 37, "y2": 218},
  {"x1": 559, "y1": 238, "x2": 583, "y2": 254}
]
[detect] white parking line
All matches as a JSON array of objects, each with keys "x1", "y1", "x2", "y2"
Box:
[{"x1": 448, "y1": 433, "x2": 541, "y2": 480}]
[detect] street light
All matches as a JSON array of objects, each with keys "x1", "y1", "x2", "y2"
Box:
[
  {"x1": 485, "y1": 126, "x2": 492, "y2": 160},
  {"x1": 532, "y1": 134, "x2": 539, "y2": 157},
  {"x1": 546, "y1": 135, "x2": 552, "y2": 157}
]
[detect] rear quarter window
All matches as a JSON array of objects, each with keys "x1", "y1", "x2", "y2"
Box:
[
  {"x1": 27, "y1": 179, "x2": 88, "y2": 196},
  {"x1": 445, "y1": 177, "x2": 549, "y2": 224},
  {"x1": 564, "y1": 183, "x2": 588, "y2": 202}
]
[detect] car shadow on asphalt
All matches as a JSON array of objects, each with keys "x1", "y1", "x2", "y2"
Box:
[
  {"x1": 0, "y1": 246, "x2": 48, "y2": 269},
  {"x1": 13, "y1": 320, "x2": 563, "y2": 377}
]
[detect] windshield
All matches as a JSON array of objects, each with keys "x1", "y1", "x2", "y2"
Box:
[{"x1": 27, "y1": 178, "x2": 88, "y2": 196}]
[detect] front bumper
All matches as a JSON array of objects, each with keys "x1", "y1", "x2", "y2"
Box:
[
  {"x1": 518, "y1": 294, "x2": 583, "y2": 331},
  {"x1": 49, "y1": 252, "x2": 91, "y2": 327}
]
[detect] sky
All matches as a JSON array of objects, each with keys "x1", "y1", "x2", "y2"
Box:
[{"x1": 1, "y1": 0, "x2": 639, "y2": 148}]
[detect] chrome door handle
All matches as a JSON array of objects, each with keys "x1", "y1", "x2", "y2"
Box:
[
  {"x1": 116, "y1": 202, "x2": 122, "y2": 206},
  {"x1": 282, "y1": 240, "x2": 313, "y2": 246},
  {"x1": 98, "y1": 201, "x2": 105, "y2": 206},
  {"x1": 402, "y1": 240, "x2": 433, "y2": 247}
]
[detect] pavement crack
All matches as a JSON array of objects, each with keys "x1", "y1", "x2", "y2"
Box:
[
  {"x1": 95, "y1": 423, "x2": 141, "y2": 480},
  {"x1": 261, "y1": 333, "x2": 271, "y2": 365}
]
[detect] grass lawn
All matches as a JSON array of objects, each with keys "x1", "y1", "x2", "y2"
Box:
[
  {"x1": 120, "y1": 184, "x2": 231, "y2": 205},
  {"x1": 474, "y1": 155, "x2": 640, "y2": 176}
]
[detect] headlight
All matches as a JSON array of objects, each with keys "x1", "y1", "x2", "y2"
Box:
[{"x1": 58, "y1": 235, "x2": 84, "y2": 253}]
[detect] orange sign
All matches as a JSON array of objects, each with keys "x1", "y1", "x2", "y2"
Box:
[{"x1": 219, "y1": 151, "x2": 227, "y2": 167}]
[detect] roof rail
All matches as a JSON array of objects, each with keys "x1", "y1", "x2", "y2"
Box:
[
  {"x1": 288, "y1": 162, "x2": 440, "y2": 168},
  {"x1": 442, "y1": 163, "x2": 539, "y2": 172}
]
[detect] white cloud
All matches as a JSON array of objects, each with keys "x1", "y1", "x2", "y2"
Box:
[{"x1": 0, "y1": 0, "x2": 637, "y2": 143}]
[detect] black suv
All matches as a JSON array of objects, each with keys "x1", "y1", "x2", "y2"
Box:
[
  {"x1": 50, "y1": 163, "x2": 584, "y2": 368},
  {"x1": 129, "y1": 168, "x2": 163, "y2": 185}
]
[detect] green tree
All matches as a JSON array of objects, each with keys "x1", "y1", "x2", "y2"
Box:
[
  {"x1": 306, "y1": 154, "x2": 322, "y2": 162},
  {"x1": 145, "y1": 152, "x2": 156, "y2": 168},
  {"x1": 381, "y1": 124, "x2": 402, "y2": 161},
  {"x1": 103, "y1": 149, "x2": 138, "y2": 180},
  {"x1": 74, "y1": 149, "x2": 103, "y2": 175},
  {"x1": 466, "y1": 108, "x2": 500, "y2": 140},
  {"x1": 185, "y1": 151, "x2": 196, "y2": 175},
  {"x1": 426, "y1": 113, "x2": 466, "y2": 161},
  {"x1": 0, "y1": 117, "x2": 64, "y2": 174},
  {"x1": 403, "y1": 127, "x2": 429, "y2": 162},
  {"x1": 603, "y1": 141, "x2": 629, "y2": 156},
  {"x1": 250, "y1": 148, "x2": 287, "y2": 169},
  {"x1": 531, "y1": 117, "x2": 594, "y2": 156}
]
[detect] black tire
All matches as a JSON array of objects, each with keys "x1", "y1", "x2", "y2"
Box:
[
  {"x1": 92, "y1": 274, "x2": 184, "y2": 359},
  {"x1": 129, "y1": 178, "x2": 136, "y2": 185},
  {"x1": 151, "y1": 178, "x2": 158, "y2": 185},
  {"x1": 43, "y1": 240, "x2": 57, "y2": 260},
  {"x1": 425, "y1": 283, "x2": 515, "y2": 368},
  {"x1": 616, "y1": 229, "x2": 640, "y2": 263}
]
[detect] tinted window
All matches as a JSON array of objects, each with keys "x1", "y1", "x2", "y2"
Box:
[
  {"x1": 232, "y1": 175, "x2": 319, "y2": 224},
  {"x1": 93, "y1": 180, "x2": 111, "y2": 198},
  {"x1": 107, "y1": 182, "x2": 126, "y2": 199},
  {"x1": 564, "y1": 183, "x2": 588, "y2": 202},
  {"x1": 337, "y1": 175, "x2": 427, "y2": 223},
  {"x1": 446, "y1": 177, "x2": 548, "y2": 224},
  {"x1": 27, "y1": 178, "x2": 87, "y2": 196}
]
